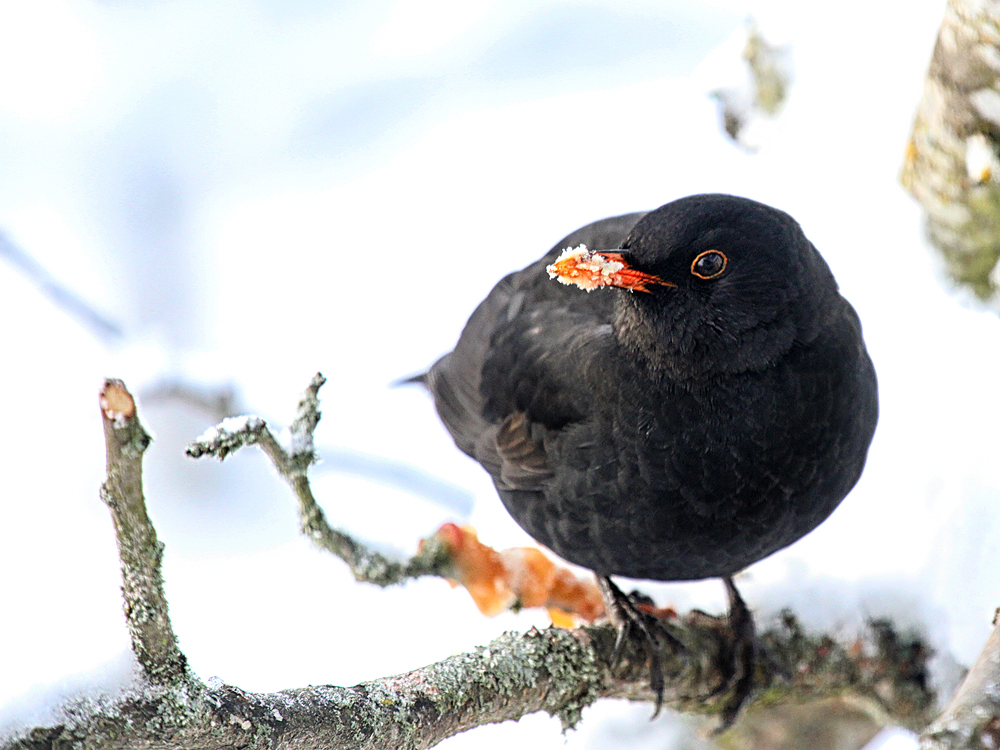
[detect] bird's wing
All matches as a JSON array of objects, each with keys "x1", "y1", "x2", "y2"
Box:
[
  {"x1": 425, "y1": 212, "x2": 646, "y2": 492},
  {"x1": 494, "y1": 411, "x2": 552, "y2": 489}
]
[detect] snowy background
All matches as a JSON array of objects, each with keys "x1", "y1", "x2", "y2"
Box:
[{"x1": 2, "y1": 0, "x2": 999, "y2": 748}]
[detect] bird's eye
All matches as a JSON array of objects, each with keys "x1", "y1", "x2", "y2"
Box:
[{"x1": 690, "y1": 250, "x2": 727, "y2": 280}]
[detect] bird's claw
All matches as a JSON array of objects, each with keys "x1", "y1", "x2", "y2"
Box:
[
  {"x1": 598, "y1": 577, "x2": 681, "y2": 718},
  {"x1": 659, "y1": 577, "x2": 759, "y2": 731},
  {"x1": 709, "y1": 577, "x2": 758, "y2": 733}
]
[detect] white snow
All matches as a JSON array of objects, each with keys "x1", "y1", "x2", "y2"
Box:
[
  {"x1": 1, "y1": 1, "x2": 995, "y2": 748},
  {"x1": 965, "y1": 132, "x2": 998, "y2": 184},
  {"x1": 861, "y1": 727, "x2": 920, "y2": 750},
  {"x1": 219, "y1": 415, "x2": 264, "y2": 434},
  {"x1": 194, "y1": 414, "x2": 265, "y2": 445},
  {"x1": 547, "y1": 244, "x2": 626, "y2": 290}
]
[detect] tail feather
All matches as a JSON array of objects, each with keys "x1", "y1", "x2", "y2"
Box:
[{"x1": 391, "y1": 371, "x2": 428, "y2": 387}]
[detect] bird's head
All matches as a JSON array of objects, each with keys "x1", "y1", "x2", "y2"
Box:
[{"x1": 547, "y1": 194, "x2": 841, "y2": 378}]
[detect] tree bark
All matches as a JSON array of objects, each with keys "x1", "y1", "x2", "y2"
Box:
[
  {"x1": 920, "y1": 613, "x2": 1000, "y2": 749},
  {"x1": 901, "y1": 0, "x2": 1000, "y2": 306},
  {"x1": 99, "y1": 379, "x2": 188, "y2": 685}
]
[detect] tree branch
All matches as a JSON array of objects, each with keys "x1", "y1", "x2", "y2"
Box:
[
  {"x1": 99, "y1": 379, "x2": 188, "y2": 685},
  {"x1": 9, "y1": 601, "x2": 936, "y2": 750},
  {"x1": 901, "y1": 0, "x2": 1000, "y2": 306},
  {"x1": 919, "y1": 612, "x2": 1000, "y2": 749}
]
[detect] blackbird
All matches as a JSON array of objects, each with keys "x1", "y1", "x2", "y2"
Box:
[{"x1": 420, "y1": 194, "x2": 878, "y2": 723}]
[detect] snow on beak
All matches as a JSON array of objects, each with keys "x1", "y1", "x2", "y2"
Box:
[{"x1": 546, "y1": 245, "x2": 675, "y2": 293}]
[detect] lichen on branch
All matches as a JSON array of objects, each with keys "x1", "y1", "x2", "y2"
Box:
[{"x1": 99, "y1": 379, "x2": 188, "y2": 686}]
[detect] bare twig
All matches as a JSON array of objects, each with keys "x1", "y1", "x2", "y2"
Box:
[
  {"x1": 98, "y1": 379, "x2": 188, "y2": 685},
  {"x1": 186, "y1": 374, "x2": 453, "y2": 586},
  {"x1": 919, "y1": 613, "x2": 1000, "y2": 749}
]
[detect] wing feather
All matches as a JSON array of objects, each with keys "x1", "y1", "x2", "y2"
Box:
[{"x1": 424, "y1": 212, "x2": 646, "y2": 494}]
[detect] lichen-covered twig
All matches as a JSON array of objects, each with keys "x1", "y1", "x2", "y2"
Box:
[
  {"x1": 98, "y1": 379, "x2": 188, "y2": 685},
  {"x1": 10, "y1": 601, "x2": 936, "y2": 750},
  {"x1": 901, "y1": 0, "x2": 1000, "y2": 306},
  {"x1": 186, "y1": 373, "x2": 453, "y2": 586},
  {"x1": 919, "y1": 613, "x2": 1000, "y2": 750}
]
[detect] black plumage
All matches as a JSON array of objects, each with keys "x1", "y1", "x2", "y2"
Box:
[{"x1": 424, "y1": 194, "x2": 878, "y2": 585}]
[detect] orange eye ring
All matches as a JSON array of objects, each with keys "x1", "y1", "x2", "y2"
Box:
[{"x1": 691, "y1": 250, "x2": 728, "y2": 279}]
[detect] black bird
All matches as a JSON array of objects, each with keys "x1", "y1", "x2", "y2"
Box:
[{"x1": 420, "y1": 194, "x2": 878, "y2": 724}]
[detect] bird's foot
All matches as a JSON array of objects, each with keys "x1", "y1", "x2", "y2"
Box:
[
  {"x1": 598, "y1": 576, "x2": 682, "y2": 718},
  {"x1": 702, "y1": 577, "x2": 757, "y2": 733}
]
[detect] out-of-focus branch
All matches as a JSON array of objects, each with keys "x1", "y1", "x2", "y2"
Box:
[
  {"x1": 919, "y1": 612, "x2": 1000, "y2": 750},
  {"x1": 901, "y1": 0, "x2": 1000, "y2": 306},
  {"x1": 141, "y1": 379, "x2": 244, "y2": 423},
  {"x1": 98, "y1": 379, "x2": 187, "y2": 685},
  {"x1": 0, "y1": 229, "x2": 123, "y2": 342},
  {"x1": 708, "y1": 21, "x2": 791, "y2": 151}
]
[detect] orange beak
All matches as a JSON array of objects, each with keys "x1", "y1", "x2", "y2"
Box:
[{"x1": 546, "y1": 246, "x2": 674, "y2": 293}]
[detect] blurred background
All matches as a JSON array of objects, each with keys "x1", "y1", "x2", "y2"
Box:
[{"x1": 2, "y1": 0, "x2": 999, "y2": 748}]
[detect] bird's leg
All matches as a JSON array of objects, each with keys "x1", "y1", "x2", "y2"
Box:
[
  {"x1": 598, "y1": 575, "x2": 681, "y2": 717},
  {"x1": 712, "y1": 576, "x2": 757, "y2": 732}
]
